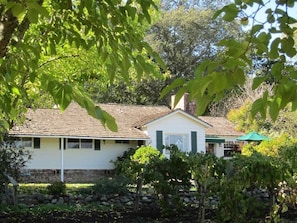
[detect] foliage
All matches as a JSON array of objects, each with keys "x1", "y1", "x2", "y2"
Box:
[
  {"x1": 149, "y1": 145, "x2": 191, "y2": 214},
  {"x1": 88, "y1": 77, "x2": 170, "y2": 106},
  {"x1": 242, "y1": 134, "x2": 295, "y2": 157},
  {"x1": 162, "y1": 0, "x2": 297, "y2": 120},
  {"x1": 0, "y1": 0, "x2": 162, "y2": 134},
  {"x1": 18, "y1": 183, "x2": 94, "y2": 196},
  {"x1": 146, "y1": 3, "x2": 241, "y2": 80},
  {"x1": 113, "y1": 146, "x2": 162, "y2": 184},
  {"x1": 227, "y1": 100, "x2": 262, "y2": 132},
  {"x1": 187, "y1": 152, "x2": 224, "y2": 223},
  {"x1": 216, "y1": 153, "x2": 288, "y2": 222},
  {"x1": 279, "y1": 141, "x2": 297, "y2": 176},
  {"x1": 92, "y1": 176, "x2": 130, "y2": 196},
  {"x1": 47, "y1": 181, "x2": 66, "y2": 197},
  {"x1": 228, "y1": 101, "x2": 297, "y2": 138},
  {"x1": 0, "y1": 141, "x2": 31, "y2": 184}
]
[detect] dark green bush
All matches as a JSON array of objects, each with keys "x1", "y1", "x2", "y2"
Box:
[
  {"x1": 47, "y1": 181, "x2": 66, "y2": 196},
  {"x1": 92, "y1": 175, "x2": 129, "y2": 196}
]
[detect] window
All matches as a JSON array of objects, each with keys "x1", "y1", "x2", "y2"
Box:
[
  {"x1": 67, "y1": 138, "x2": 80, "y2": 149},
  {"x1": 67, "y1": 138, "x2": 94, "y2": 149},
  {"x1": 165, "y1": 134, "x2": 189, "y2": 152},
  {"x1": 22, "y1": 137, "x2": 33, "y2": 147},
  {"x1": 81, "y1": 139, "x2": 93, "y2": 149},
  {"x1": 115, "y1": 140, "x2": 129, "y2": 144},
  {"x1": 9, "y1": 137, "x2": 34, "y2": 148},
  {"x1": 224, "y1": 141, "x2": 240, "y2": 150}
]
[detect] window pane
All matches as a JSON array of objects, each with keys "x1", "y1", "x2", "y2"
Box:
[
  {"x1": 115, "y1": 140, "x2": 129, "y2": 144},
  {"x1": 165, "y1": 134, "x2": 189, "y2": 152},
  {"x1": 22, "y1": 138, "x2": 32, "y2": 147},
  {"x1": 68, "y1": 138, "x2": 79, "y2": 149},
  {"x1": 81, "y1": 139, "x2": 93, "y2": 149},
  {"x1": 10, "y1": 137, "x2": 22, "y2": 148}
]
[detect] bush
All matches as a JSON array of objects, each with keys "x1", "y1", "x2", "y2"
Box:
[
  {"x1": 47, "y1": 181, "x2": 66, "y2": 196},
  {"x1": 92, "y1": 175, "x2": 129, "y2": 196},
  {"x1": 0, "y1": 140, "x2": 31, "y2": 184}
]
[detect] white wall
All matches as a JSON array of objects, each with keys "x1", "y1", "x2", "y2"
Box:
[
  {"x1": 146, "y1": 112, "x2": 206, "y2": 153},
  {"x1": 25, "y1": 138, "x2": 137, "y2": 170}
]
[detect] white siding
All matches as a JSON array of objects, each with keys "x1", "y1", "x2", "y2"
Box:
[
  {"x1": 25, "y1": 138, "x2": 137, "y2": 169},
  {"x1": 145, "y1": 112, "x2": 206, "y2": 153}
]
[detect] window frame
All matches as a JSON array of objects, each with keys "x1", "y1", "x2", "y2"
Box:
[
  {"x1": 9, "y1": 137, "x2": 35, "y2": 148},
  {"x1": 165, "y1": 133, "x2": 189, "y2": 152},
  {"x1": 66, "y1": 138, "x2": 94, "y2": 149}
]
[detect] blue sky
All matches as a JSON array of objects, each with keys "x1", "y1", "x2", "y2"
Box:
[{"x1": 243, "y1": 1, "x2": 297, "y2": 28}]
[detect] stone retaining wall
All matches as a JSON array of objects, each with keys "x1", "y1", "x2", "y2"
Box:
[
  {"x1": 1, "y1": 189, "x2": 271, "y2": 210},
  {"x1": 20, "y1": 169, "x2": 114, "y2": 183}
]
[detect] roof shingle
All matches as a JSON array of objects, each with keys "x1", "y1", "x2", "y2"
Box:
[
  {"x1": 198, "y1": 116, "x2": 243, "y2": 137},
  {"x1": 9, "y1": 103, "x2": 171, "y2": 139}
]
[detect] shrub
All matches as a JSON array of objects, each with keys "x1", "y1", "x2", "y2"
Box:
[
  {"x1": 0, "y1": 140, "x2": 31, "y2": 184},
  {"x1": 92, "y1": 175, "x2": 129, "y2": 196},
  {"x1": 47, "y1": 181, "x2": 66, "y2": 196}
]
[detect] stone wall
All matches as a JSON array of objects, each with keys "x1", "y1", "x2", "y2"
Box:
[{"x1": 20, "y1": 169, "x2": 114, "y2": 183}]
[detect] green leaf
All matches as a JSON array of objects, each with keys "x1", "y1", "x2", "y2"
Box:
[
  {"x1": 12, "y1": 87, "x2": 20, "y2": 96},
  {"x1": 103, "y1": 111, "x2": 118, "y2": 132},
  {"x1": 196, "y1": 95, "x2": 212, "y2": 115},
  {"x1": 173, "y1": 86, "x2": 189, "y2": 108},
  {"x1": 160, "y1": 78, "x2": 185, "y2": 99},
  {"x1": 251, "y1": 24, "x2": 263, "y2": 35},
  {"x1": 209, "y1": 72, "x2": 227, "y2": 94},
  {"x1": 27, "y1": 8, "x2": 38, "y2": 23},
  {"x1": 281, "y1": 37, "x2": 296, "y2": 57},
  {"x1": 93, "y1": 106, "x2": 104, "y2": 121},
  {"x1": 269, "y1": 99, "x2": 280, "y2": 121},
  {"x1": 252, "y1": 76, "x2": 268, "y2": 90},
  {"x1": 221, "y1": 4, "x2": 239, "y2": 22},
  {"x1": 269, "y1": 37, "x2": 280, "y2": 59},
  {"x1": 271, "y1": 62, "x2": 283, "y2": 78},
  {"x1": 251, "y1": 97, "x2": 267, "y2": 119},
  {"x1": 212, "y1": 8, "x2": 223, "y2": 19},
  {"x1": 126, "y1": 6, "x2": 136, "y2": 19},
  {"x1": 11, "y1": 3, "x2": 25, "y2": 18}
]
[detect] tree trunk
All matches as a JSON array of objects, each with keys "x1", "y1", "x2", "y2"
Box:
[
  {"x1": 0, "y1": 10, "x2": 18, "y2": 58},
  {"x1": 133, "y1": 173, "x2": 144, "y2": 211}
]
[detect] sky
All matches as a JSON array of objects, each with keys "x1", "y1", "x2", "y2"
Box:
[{"x1": 243, "y1": 0, "x2": 297, "y2": 30}]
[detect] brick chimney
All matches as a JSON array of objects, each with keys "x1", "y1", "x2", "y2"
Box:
[{"x1": 171, "y1": 93, "x2": 197, "y2": 116}]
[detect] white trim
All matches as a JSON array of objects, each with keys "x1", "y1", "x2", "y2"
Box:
[
  {"x1": 9, "y1": 134, "x2": 149, "y2": 140},
  {"x1": 61, "y1": 137, "x2": 64, "y2": 182},
  {"x1": 143, "y1": 110, "x2": 212, "y2": 128}
]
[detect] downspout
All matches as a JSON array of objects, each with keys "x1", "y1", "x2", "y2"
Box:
[{"x1": 61, "y1": 137, "x2": 64, "y2": 182}]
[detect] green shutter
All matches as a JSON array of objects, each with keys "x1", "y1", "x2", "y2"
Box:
[
  {"x1": 156, "y1": 131, "x2": 163, "y2": 152},
  {"x1": 94, "y1": 139, "x2": 101, "y2": 150},
  {"x1": 33, "y1": 138, "x2": 40, "y2": 149},
  {"x1": 191, "y1": 131, "x2": 197, "y2": 153}
]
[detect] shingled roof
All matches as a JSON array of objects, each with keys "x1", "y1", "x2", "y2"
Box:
[
  {"x1": 198, "y1": 116, "x2": 243, "y2": 137},
  {"x1": 9, "y1": 103, "x2": 171, "y2": 139}
]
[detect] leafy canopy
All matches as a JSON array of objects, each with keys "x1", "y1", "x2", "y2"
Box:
[
  {"x1": 0, "y1": 0, "x2": 163, "y2": 133},
  {"x1": 162, "y1": 0, "x2": 297, "y2": 119}
]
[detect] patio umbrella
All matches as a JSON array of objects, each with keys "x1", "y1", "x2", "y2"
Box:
[{"x1": 236, "y1": 132, "x2": 269, "y2": 142}]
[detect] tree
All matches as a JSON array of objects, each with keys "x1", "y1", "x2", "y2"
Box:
[
  {"x1": 146, "y1": 3, "x2": 241, "y2": 81},
  {"x1": 0, "y1": 0, "x2": 163, "y2": 134},
  {"x1": 228, "y1": 101, "x2": 297, "y2": 138},
  {"x1": 164, "y1": 0, "x2": 297, "y2": 119}
]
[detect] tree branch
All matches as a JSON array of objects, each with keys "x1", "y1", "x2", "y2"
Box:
[{"x1": 0, "y1": 10, "x2": 18, "y2": 58}]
